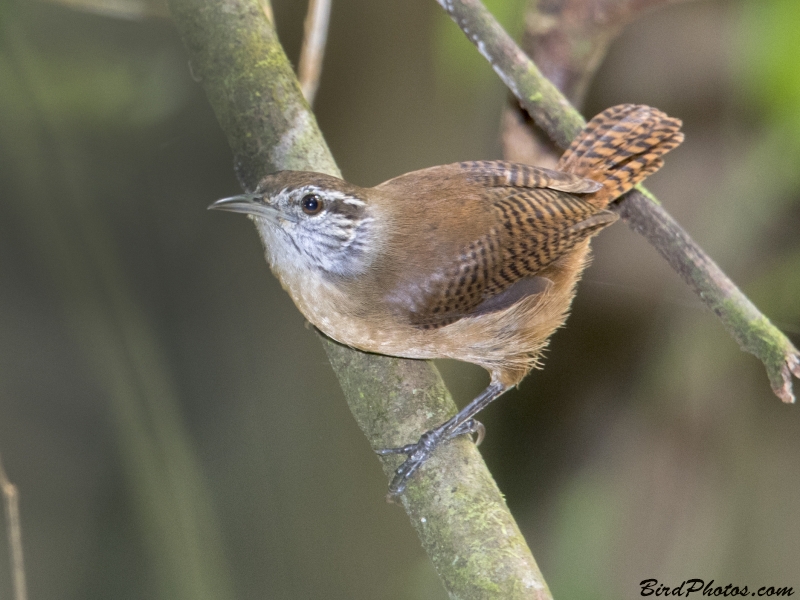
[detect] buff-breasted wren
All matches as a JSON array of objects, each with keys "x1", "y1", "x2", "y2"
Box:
[{"x1": 210, "y1": 104, "x2": 684, "y2": 495}]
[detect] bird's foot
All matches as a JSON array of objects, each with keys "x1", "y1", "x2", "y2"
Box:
[{"x1": 376, "y1": 418, "x2": 484, "y2": 497}]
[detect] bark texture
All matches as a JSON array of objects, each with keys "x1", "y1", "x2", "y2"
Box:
[{"x1": 166, "y1": 0, "x2": 553, "y2": 596}]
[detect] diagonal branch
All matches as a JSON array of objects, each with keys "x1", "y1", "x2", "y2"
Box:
[
  {"x1": 502, "y1": 0, "x2": 699, "y2": 165},
  {"x1": 523, "y1": 0, "x2": 697, "y2": 106},
  {"x1": 166, "y1": 0, "x2": 552, "y2": 597},
  {"x1": 436, "y1": 0, "x2": 800, "y2": 403}
]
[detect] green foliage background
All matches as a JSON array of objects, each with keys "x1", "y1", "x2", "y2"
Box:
[{"x1": 0, "y1": 0, "x2": 798, "y2": 599}]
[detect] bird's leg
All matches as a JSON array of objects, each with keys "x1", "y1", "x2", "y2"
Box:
[{"x1": 377, "y1": 380, "x2": 509, "y2": 496}]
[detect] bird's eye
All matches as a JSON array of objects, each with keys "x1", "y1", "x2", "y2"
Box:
[{"x1": 301, "y1": 193, "x2": 323, "y2": 215}]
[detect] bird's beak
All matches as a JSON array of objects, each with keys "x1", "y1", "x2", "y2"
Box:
[
  {"x1": 209, "y1": 191, "x2": 298, "y2": 226},
  {"x1": 208, "y1": 193, "x2": 268, "y2": 215}
]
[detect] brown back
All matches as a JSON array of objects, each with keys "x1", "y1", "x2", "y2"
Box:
[{"x1": 371, "y1": 104, "x2": 683, "y2": 330}]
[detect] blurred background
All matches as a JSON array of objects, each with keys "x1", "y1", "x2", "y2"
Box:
[{"x1": 0, "y1": 0, "x2": 798, "y2": 598}]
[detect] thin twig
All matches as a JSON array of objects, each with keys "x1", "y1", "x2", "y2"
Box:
[
  {"x1": 437, "y1": 0, "x2": 800, "y2": 403},
  {"x1": 298, "y1": 0, "x2": 332, "y2": 106},
  {"x1": 0, "y1": 455, "x2": 28, "y2": 600},
  {"x1": 258, "y1": 0, "x2": 273, "y2": 24}
]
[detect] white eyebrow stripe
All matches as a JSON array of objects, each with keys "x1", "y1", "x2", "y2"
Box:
[
  {"x1": 291, "y1": 185, "x2": 364, "y2": 206},
  {"x1": 294, "y1": 185, "x2": 326, "y2": 196}
]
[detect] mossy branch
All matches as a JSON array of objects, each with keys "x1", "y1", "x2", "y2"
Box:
[
  {"x1": 437, "y1": 0, "x2": 800, "y2": 403},
  {"x1": 166, "y1": 0, "x2": 552, "y2": 597}
]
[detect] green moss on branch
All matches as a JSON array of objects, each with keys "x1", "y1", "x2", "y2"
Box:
[
  {"x1": 438, "y1": 0, "x2": 800, "y2": 403},
  {"x1": 166, "y1": 0, "x2": 554, "y2": 596}
]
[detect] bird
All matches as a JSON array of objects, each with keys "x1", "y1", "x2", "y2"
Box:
[{"x1": 210, "y1": 104, "x2": 684, "y2": 495}]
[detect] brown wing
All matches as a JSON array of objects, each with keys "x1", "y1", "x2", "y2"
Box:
[
  {"x1": 391, "y1": 163, "x2": 617, "y2": 329},
  {"x1": 438, "y1": 160, "x2": 603, "y2": 194},
  {"x1": 485, "y1": 187, "x2": 616, "y2": 297},
  {"x1": 376, "y1": 160, "x2": 603, "y2": 196}
]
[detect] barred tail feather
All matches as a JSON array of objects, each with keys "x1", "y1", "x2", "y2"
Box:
[{"x1": 556, "y1": 104, "x2": 684, "y2": 209}]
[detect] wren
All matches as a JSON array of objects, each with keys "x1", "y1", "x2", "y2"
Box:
[{"x1": 210, "y1": 104, "x2": 684, "y2": 495}]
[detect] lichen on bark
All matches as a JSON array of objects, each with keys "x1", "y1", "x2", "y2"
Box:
[{"x1": 166, "y1": 0, "x2": 554, "y2": 596}]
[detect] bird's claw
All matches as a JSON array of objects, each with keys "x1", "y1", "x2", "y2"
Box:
[
  {"x1": 376, "y1": 419, "x2": 485, "y2": 497},
  {"x1": 448, "y1": 418, "x2": 485, "y2": 446}
]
